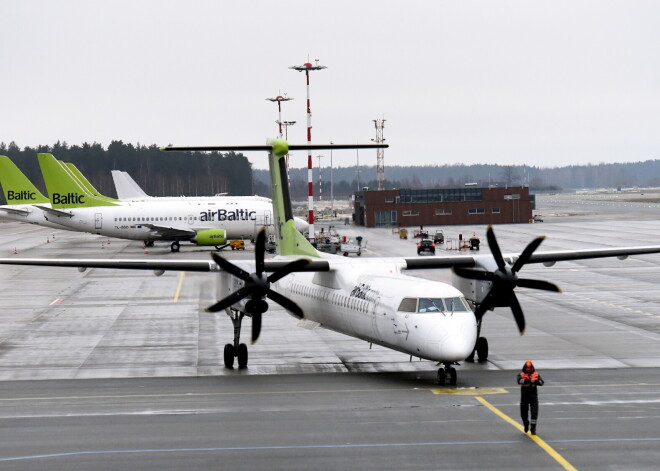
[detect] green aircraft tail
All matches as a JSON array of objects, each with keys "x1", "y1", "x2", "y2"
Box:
[
  {"x1": 267, "y1": 140, "x2": 320, "y2": 258},
  {"x1": 38, "y1": 153, "x2": 118, "y2": 208},
  {"x1": 0, "y1": 155, "x2": 50, "y2": 204},
  {"x1": 63, "y1": 162, "x2": 118, "y2": 202}
]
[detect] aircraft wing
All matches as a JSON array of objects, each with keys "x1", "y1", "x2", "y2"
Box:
[
  {"x1": 0, "y1": 257, "x2": 330, "y2": 273},
  {"x1": 141, "y1": 224, "x2": 196, "y2": 239},
  {"x1": 402, "y1": 245, "x2": 660, "y2": 270}
]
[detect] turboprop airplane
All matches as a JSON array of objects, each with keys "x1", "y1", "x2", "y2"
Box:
[
  {"x1": 32, "y1": 153, "x2": 307, "y2": 252},
  {"x1": 3, "y1": 139, "x2": 660, "y2": 385}
]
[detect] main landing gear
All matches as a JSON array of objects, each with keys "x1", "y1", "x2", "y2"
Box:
[
  {"x1": 437, "y1": 363, "x2": 458, "y2": 385},
  {"x1": 170, "y1": 241, "x2": 180, "y2": 252},
  {"x1": 223, "y1": 309, "x2": 249, "y2": 369}
]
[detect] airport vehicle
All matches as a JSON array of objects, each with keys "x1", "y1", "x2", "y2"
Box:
[
  {"x1": 229, "y1": 240, "x2": 245, "y2": 250},
  {"x1": 4, "y1": 140, "x2": 660, "y2": 385},
  {"x1": 417, "y1": 239, "x2": 436, "y2": 255},
  {"x1": 469, "y1": 234, "x2": 480, "y2": 250},
  {"x1": 433, "y1": 230, "x2": 445, "y2": 244},
  {"x1": 34, "y1": 153, "x2": 307, "y2": 252},
  {"x1": 533, "y1": 215, "x2": 544, "y2": 223},
  {"x1": 340, "y1": 238, "x2": 362, "y2": 256},
  {"x1": 399, "y1": 228, "x2": 408, "y2": 239}
]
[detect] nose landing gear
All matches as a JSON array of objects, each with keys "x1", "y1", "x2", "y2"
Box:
[
  {"x1": 223, "y1": 309, "x2": 249, "y2": 369},
  {"x1": 437, "y1": 363, "x2": 457, "y2": 385}
]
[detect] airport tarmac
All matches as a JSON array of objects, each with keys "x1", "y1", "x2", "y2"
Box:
[{"x1": 1, "y1": 193, "x2": 660, "y2": 469}]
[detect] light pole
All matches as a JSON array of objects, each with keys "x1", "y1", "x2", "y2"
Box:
[
  {"x1": 290, "y1": 59, "x2": 327, "y2": 241},
  {"x1": 265, "y1": 94, "x2": 293, "y2": 138},
  {"x1": 330, "y1": 141, "x2": 334, "y2": 215},
  {"x1": 316, "y1": 155, "x2": 324, "y2": 201}
]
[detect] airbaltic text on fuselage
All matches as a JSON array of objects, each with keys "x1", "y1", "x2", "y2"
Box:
[
  {"x1": 52, "y1": 193, "x2": 85, "y2": 205},
  {"x1": 7, "y1": 190, "x2": 37, "y2": 201},
  {"x1": 199, "y1": 209, "x2": 256, "y2": 221}
]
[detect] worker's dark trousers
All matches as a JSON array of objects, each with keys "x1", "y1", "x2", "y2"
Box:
[{"x1": 520, "y1": 398, "x2": 539, "y2": 426}]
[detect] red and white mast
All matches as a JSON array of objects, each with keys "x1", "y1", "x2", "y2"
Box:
[
  {"x1": 265, "y1": 93, "x2": 293, "y2": 138},
  {"x1": 290, "y1": 59, "x2": 326, "y2": 241}
]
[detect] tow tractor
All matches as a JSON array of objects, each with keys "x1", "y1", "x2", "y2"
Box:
[{"x1": 341, "y1": 236, "x2": 364, "y2": 256}]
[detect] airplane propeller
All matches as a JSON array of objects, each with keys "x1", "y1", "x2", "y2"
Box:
[
  {"x1": 452, "y1": 226, "x2": 561, "y2": 334},
  {"x1": 206, "y1": 228, "x2": 309, "y2": 343}
]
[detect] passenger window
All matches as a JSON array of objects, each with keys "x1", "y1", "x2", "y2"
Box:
[
  {"x1": 398, "y1": 298, "x2": 417, "y2": 312},
  {"x1": 418, "y1": 298, "x2": 445, "y2": 313}
]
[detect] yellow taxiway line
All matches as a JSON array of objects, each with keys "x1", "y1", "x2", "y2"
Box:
[{"x1": 475, "y1": 396, "x2": 578, "y2": 471}]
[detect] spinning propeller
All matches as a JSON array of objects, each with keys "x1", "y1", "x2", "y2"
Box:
[
  {"x1": 206, "y1": 228, "x2": 309, "y2": 343},
  {"x1": 453, "y1": 226, "x2": 560, "y2": 334}
]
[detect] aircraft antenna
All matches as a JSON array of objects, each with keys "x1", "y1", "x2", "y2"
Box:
[{"x1": 290, "y1": 59, "x2": 327, "y2": 241}]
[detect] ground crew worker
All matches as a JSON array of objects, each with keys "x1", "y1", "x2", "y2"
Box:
[{"x1": 517, "y1": 360, "x2": 544, "y2": 435}]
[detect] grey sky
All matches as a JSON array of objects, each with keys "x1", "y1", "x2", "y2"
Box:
[{"x1": 1, "y1": 1, "x2": 659, "y2": 170}]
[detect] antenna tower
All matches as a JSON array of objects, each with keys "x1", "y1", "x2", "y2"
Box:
[{"x1": 373, "y1": 119, "x2": 386, "y2": 190}]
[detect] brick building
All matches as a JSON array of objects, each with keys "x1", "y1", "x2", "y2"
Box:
[{"x1": 353, "y1": 186, "x2": 534, "y2": 227}]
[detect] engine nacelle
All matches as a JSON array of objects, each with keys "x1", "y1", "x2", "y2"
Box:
[
  {"x1": 192, "y1": 229, "x2": 226, "y2": 246},
  {"x1": 451, "y1": 272, "x2": 492, "y2": 304}
]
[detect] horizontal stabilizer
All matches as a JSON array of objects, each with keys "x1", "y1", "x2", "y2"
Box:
[
  {"x1": 34, "y1": 205, "x2": 73, "y2": 218},
  {"x1": 162, "y1": 143, "x2": 387, "y2": 152}
]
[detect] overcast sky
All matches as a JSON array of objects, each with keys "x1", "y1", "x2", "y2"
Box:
[{"x1": 2, "y1": 1, "x2": 659, "y2": 170}]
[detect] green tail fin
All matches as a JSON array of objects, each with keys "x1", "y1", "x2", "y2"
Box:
[
  {"x1": 267, "y1": 140, "x2": 319, "y2": 258},
  {"x1": 63, "y1": 162, "x2": 118, "y2": 202},
  {"x1": 38, "y1": 153, "x2": 118, "y2": 208},
  {"x1": 0, "y1": 155, "x2": 50, "y2": 204}
]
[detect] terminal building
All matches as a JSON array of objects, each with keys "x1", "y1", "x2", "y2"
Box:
[{"x1": 353, "y1": 186, "x2": 534, "y2": 227}]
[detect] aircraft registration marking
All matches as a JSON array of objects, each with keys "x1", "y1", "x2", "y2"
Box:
[{"x1": 431, "y1": 387, "x2": 508, "y2": 395}]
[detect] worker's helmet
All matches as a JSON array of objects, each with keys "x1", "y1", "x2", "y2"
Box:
[{"x1": 523, "y1": 360, "x2": 535, "y2": 373}]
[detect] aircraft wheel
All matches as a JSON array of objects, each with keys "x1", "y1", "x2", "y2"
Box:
[
  {"x1": 223, "y1": 343, "x2": 235, "y2": 369},
  {"x1": 170, "y1": 241, "x2": 180, "y2": 252},
  {"x1": 437, "y1": 369, "x2": 446, "y2": 385},
  {"x1": 476, "y1": 337, "x2": 489, "y2": 362},
  {"x1": 449, "y1": 367, "x2": 457, "y2": 385},
  {"x1": 237, "y1": 343, "x2": 248, "y2": 369},
  {"x1": 343, "y1": 252, "x2": 348, "y2": 257}
]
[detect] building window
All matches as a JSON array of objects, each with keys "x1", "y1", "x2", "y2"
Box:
[
  {"x1": 492, "y1": 208, "x2": 500, "y2": 214},
  {"x1": 468, "y1": 208, "x2": 485, "y2": 215},
  {"x1": 435, "y1": 208, "x2": 453, "y2": 216},
  {"x1": 402, "y1": 210, "x2": 419, "y2": 216},
  {"x1": 384, "y1": 196, "x2": 394, "y2": 203}
]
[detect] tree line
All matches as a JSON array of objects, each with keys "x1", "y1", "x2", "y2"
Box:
[
  {"x1": 0, "y1": 141, "x2": 254, "y2": 204},
  {"x1": 2, "y1": 140, "x2": 658, "y2": 204}
]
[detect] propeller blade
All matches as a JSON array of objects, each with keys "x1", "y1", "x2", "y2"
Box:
[
  {"x1": 266, "y1": 289, "x2": 305, "y2": 319},
  {"x1": 211, "y1": 252, "x2": 250, "y2": 281},
  {"x1": 267, "y1": 258, "x2": 311, "y2": 284},
  {"x1": 517, "y1": 278, "x2": 561, "y2": 292},
  {"x1": 453, "y1": 267, "x2": 496, "y2": 282},
  {"x1": 511, "y1": 236, "x2": 545, "y2": 273},
  {"x1": 255, "y1": 228, "x2": 266, "y2": 277},
  {"x1": 206, "y1": 286, "x2": 251, "y2": 313},
  {"x1": 509, "y1": 293, "x2": 526, "y2": 334},
  {"x1": 486, "y1": 226, "x2": 506, "y2": 272},
  {"x1": 251, "y1": 312, "x2": 262, "y2": 343}
]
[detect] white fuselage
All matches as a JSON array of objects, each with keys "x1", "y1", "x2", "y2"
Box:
[
  {"x1": 41, "y1": 197, "x2": 277, "y2": 241},
  {"x1": 270, "y1": 255, "x2": 478, "y2": 362}
]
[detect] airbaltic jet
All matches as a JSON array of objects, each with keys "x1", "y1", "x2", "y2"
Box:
[
  {"x1": 3, "y1": 139, "x2": 660, "y2": 385},
  {"x1": 111, "y1": 170, "x2": 230, "y2": 202},
  {"x1": 31, "y1": 153, "x2": 306, "y2": 252}
]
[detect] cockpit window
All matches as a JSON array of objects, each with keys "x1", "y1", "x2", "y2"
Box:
[
  {"x1": 418, "y1": 298, "x2": 445, "y2": 313},
  {"x1": 444, "y1": 297, "x2": 469, "y2": 311},
  {"x1": 398, "y1": 297, "x2": 417, "y2": 312}
]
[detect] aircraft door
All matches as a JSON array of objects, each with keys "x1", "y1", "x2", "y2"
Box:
[
  {"x1": 94, "y1": 213, "x2": 102, "y2": 229},
  {"x1": 187, "y1": 214, "x2": 194, "y2": 225}
]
